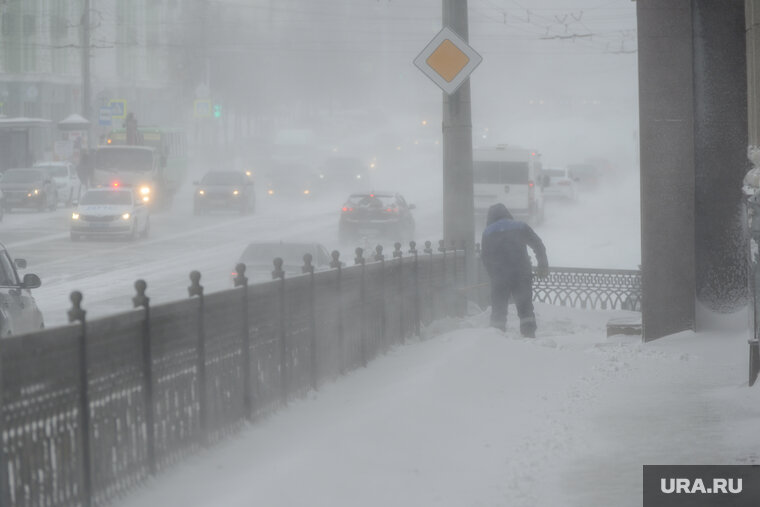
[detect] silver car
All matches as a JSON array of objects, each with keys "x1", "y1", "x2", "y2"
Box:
[{"x1": 0, "y1": 242, "x2": 44, "y2": 337}]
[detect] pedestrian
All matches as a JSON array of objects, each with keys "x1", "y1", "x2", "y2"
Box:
[{"x1": 481, "y1": 203, "x2": 549, "y2": 337}]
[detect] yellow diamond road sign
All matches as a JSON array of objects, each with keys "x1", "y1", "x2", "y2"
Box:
[{"x1": 414, "y1": 27, "x2": 482, "y2": 95}]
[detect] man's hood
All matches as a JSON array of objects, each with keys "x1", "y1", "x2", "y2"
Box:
[{"x1": 486, "y1": 203, "x2": 513, "y2": 225}]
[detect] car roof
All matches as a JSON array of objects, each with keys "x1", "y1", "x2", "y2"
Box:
[{"x1": 348, "y1": 191, "x2": 397, "y2": 197}]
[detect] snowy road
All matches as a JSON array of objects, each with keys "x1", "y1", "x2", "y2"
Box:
[{"x1": 1, "y1": 169, "x2": 640, "y2": 327}]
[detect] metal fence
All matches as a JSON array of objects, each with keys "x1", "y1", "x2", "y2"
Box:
[
  {"x1": 470, "y1": 244, "x2": 642, "y2": 312},
  {"x1": 0, "y1": 238, "x2": 645, "y2": 507},
  {"x1": 0, "y1": 243, "x2": 466, "y2": 507}
]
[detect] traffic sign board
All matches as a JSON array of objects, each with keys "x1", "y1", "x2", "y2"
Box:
[
  {"x1": 194, "y1": 99, "x2": 212, "y2": 118},
  {"x1": 98, "y1": 106, "x2": 112, "y2": 126},
  {"x1": 109, "y1": 99, "x2": 127, "y2": 119},
  {"x1": 413, "y1": 27, "x2": 483, "y2": 95}
]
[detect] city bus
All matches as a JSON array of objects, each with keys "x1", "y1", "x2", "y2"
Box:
[{"x1": 106, "y1": 126, "x2": 188, "y2": 197}]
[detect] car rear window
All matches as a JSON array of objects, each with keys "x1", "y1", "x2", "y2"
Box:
[
  {"x1": 346, "y1": 194, "x2": 396, "y2": 207},
  {"x1": 473, "y1": 161, "x2": 529, "y2": 184},
  {"x1": 80, "y1": 190, "x2": 133, "y2": 205}
]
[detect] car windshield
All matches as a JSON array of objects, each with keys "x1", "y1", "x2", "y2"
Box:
[
  {"x1": 241, "y1": 243, "x2": 317, "y2": 267},
  {"x1": 1, "y1": 170, "x2": 43, "y2": 183},
  {"x1": 473, "y1": 161, "x2": 529, "y2": 184},
  {"x1": 346, "y1": 194, "x2": 396, "y2": 208},
  {"x1": 80, "y1": 190, "x2": 133, "y2": 205},
  {"x1": 201, "y1": 172, "x2": 244, "y2": 186},
  {"x1": 36, "y1": 165, "x2": 68, "y2": 177},
  {"x1": 0, "y1": 252, "x2": 18, "y2": 287},
  {"x1": 95, "y1": 148, "x2": 153, "y2": 172}
]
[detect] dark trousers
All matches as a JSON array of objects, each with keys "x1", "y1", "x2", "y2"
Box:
[{"x1": 489, "y1": 274, "x2": 536, "y2": 337}]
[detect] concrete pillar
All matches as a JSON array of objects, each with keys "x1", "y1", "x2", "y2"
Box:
[
  {"x1": 637, "y1": 0, "x2": 697, "y2": 340},
  {"x1": 637, "y1": 0, "x2": 748, "y2": 341}
]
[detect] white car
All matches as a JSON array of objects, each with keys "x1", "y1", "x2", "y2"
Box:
[
  {"x1": 540, "y1": 168, "x2": 578, "y2": 201},
  {"x1": 34, "y1": 161, "x2": 82, "y2": 205},
  {"x1": 70, "y1": 187, "x2": 150, "y2": 241},
  {"x1": 0, "y1": 242, "x2": 44, "y2": 336}
]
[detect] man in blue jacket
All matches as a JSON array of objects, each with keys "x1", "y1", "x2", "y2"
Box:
[{"x1": 481, "y1": 203, "x2": 549, "y2": 337}]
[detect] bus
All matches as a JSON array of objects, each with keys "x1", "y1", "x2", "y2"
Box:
[
  {"x1": 473, "y1": 145, "x2": 544, "y2": 225},
  {"x1": 106, "y1": 126, "x2": 188, "y2": 196}
]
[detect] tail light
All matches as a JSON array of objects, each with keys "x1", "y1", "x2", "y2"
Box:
[
  {"x1": 342, "y1": 206, "x2": 354, "y2": 212},
  {"x1": 528, "y1": 180, "x2": 535, "y2": 204}
]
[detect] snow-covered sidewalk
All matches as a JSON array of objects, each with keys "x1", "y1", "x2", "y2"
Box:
[{"x1": 117, "y1": 303, "x2": 760, "y2": 507}]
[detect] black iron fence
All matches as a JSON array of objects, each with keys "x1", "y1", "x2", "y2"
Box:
[
  {"x1": 0, "y1": 239, "x2": 644, "y2": 507},
  {"x1": 470, "y1": 244, "x2": 642, "y2": 312},
  {"x1": 0, "y1": 243, "x2": 466, "y2": 507}
]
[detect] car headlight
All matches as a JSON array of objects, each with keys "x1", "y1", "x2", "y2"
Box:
[
  {"x1": 122, "y1": 212, "x2": 131, "y2": 220},
  {"x1": 267, "y1": 189, "x2": 274, "y2": 195},
  {"x1": 199, "y1": 189, "x2": 205, "y2": 195},
  {"x1": 140, "y1": 186, "x2": 151, "y2": 195},
  {"x1": 33, "y1": 189, "x2": 39, "y2": 195},
  {"x1": 233, "y1": 189, "x2": 239, "y2": 196},
  {"x1": 71, "y1": 212, "x2": 80, "y2": 220},
  {"x1": 303, "y1": 189, "x2": 310, "y2": 195},
  {"x1": 142, "y1": 196, "x2": 150, "y2": 203}
]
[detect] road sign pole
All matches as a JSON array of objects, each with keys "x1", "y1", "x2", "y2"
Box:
[{"x1": 442, "y1": 0, "x2": 475, "y2": 277}]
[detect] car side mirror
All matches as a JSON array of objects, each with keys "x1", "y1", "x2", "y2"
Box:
[
  {"x1": 21, "y1": 273, "x2": 41, "y2": 289},
  {"x1": 14, "y1": 258, "x2": 27, "y2": 269}
]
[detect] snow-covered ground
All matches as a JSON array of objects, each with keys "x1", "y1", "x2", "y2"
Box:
[{"x1": 114, "y1": 302, "x2": 757, "y2": 507}]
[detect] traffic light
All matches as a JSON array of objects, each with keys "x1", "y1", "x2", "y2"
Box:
[{"x1": 213, "y1": 104, "x2": 222, "y2": 118}]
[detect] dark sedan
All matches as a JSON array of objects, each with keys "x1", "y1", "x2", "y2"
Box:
[
  {"x1": 231, "y1": 241, "x2": 331, "y2": 282},
  {"x1": 194, "y1": 171, "x2": 255, "y2": 215},
  {"x1": 0, "y1": 168, "x2": 58, "y2": 212},
  {"x1": 338, "y1": 192, "x2": 415, "y2": 243}
]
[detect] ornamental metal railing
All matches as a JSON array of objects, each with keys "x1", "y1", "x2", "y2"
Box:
[
  {"x1": 0, "y1": 242, "x2": 466, "y2": 507},
  {"x1": 470, "y1": 244, "x2": 642, "y2": 312},
  {"x1": 0, "y1": 237, "x2": 646, "y2": 507}
]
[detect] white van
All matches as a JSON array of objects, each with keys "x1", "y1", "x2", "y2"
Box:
[{"x1": 473, "y1": 145, "x2": 544, "y2": 224}]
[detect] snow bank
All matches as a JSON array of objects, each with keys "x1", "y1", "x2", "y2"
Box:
[{"x1": 115, "y1": 303, "x2": 758, "y2": 507}]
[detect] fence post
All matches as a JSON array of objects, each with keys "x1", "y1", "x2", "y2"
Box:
[
  {"x1": 302, "y1": 254, "x2": 318, "y2": 390},
  {"x1": 68, "y1": 291, "x2": 92, "y2": 507},
  {"x1": 355, "y1": 247, "x2": 367, "y2": 367},
  {"x1": 409, "y1": 241, "x2": 420, "y2": 336},
  {"x1": 393, "y1": 242, "x2": 404, "y2": 343},
  {"x1": 272, "y1": 258, "x2": 287, "y2": 403},
  {"x1": 187, "y1": 271, "x2": 207, "y2": 442},
  {"x1": 330, "y1": 251, "x2": 345, "y2": 375},
  {"x1": 374, "y1": 245, "x2": 387, "y2": 350},
  {"x1": 233, "y1": 264, "x2": 253, "y2": 420},
  {"x1": 132, "y1": 280, "x2": 156, "y2": 475},
  {"x1": 475, "y1": 242, "x2": 483, "y2": 309}
]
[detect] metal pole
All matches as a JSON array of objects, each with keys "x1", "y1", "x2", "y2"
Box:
[
  {"x1": 442, "y1": 0, "x2": 475, "y2": 280},
  {"x1": 69, "y1": 292, "x2": 92, "y2": 507},
  {"x1": 81, "y1": 0, "x2": 91, "y2": 124},
  {"x1": 188, "y1": 272, "x2": 207, "y2": 442},
  {"x1": 233, "y1": 264, "x2": 252, "y2": 420},
  {"x1": 132, "y1": 281, "x2": 156, "y2": 475}
]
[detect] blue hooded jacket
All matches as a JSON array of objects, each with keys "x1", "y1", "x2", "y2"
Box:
[{"x1": 481, "y1": 203, "x2": 548, "y2": 281}]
